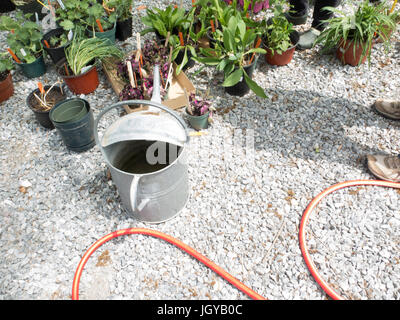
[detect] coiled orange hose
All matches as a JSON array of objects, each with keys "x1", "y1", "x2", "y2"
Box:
[
  {"x1": 72, "y1": 180, "x2": 400, "y2": 300},
  {"x1": 299, "y1": 179, "x2": 400, "y2": 300}
]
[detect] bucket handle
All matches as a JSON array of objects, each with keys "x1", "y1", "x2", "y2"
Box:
[{"x1": 129, "y1": 175, "x2": 150, "y2": 213}]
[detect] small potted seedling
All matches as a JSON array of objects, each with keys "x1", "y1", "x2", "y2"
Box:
[
  {"x1": 0, "y1": 52, "x2": 14, "y2": 103},
  {"x1": 315, "y1": 0, "x2": 396, "y2": 66},
  {"x1": 86, "y1": 0, "x2": 118, "y2": 44},
  {"x1": 42, "y1": 28, "x2": 71, "y2": 65},
  {"x1": 185, "y1": 91, "x2": 214, "y2": 130},
  {"x1": 261, "y1": 1, "x2": 299, "y2": 66},
  {"x1": 26, "y1": 81, "x2": 66, "y2": 129},
  {"x1": 104, "y1": 0, "x2": 134, "y2": 41},
  {"x1": 0, "y1": 12, "x2": 46, "y2": 78}
]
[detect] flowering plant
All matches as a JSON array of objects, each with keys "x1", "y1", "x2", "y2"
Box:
[{"x1": 186, "y1": 93, "x2": 214, "y2": 116}]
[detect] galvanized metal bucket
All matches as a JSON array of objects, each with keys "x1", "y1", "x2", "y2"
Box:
[{"x1": 94, "y1": 65, "x2": 190, "y2": 223}]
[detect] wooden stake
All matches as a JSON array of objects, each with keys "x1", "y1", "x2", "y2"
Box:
[
  {"x1": 126, "y1": 61, "x2": 135, "y2": 88},
  {"x1": 64, "y1": 63, "x2": 70, "y2": 76},
  {"x1": 165, "y1": 31, "x2": 170, "y2": 47},
  {"x1": 159, "y1": 68, "x2": 165, "y2": 88}
]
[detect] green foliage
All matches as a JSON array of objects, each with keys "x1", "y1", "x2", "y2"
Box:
[
  {"x1": 49, "y1": 33, "x2": 69, "y2": 48},
  {"x1": 0, "y1": 52, "x2": 14, "y2": 74},
  {"x1": 140, "y1": 5, "x2": 190, "y2": 37},
  {"x1": 262, "y1": 1, "x2": 295, "y2": 55},
  {"x1": 105, "y1": 0, "x2": 133, "y2": 21},
  {"x1": 196, "y1": 14, "x2": 266, "y2": 98},
  {"x1": 315, "y1": 0, "x2": 396, "y2": 65},
  {"x1": 65, "y1": 28, "x2": 123, "y2": 75},
  {"x1": 55, "y1": 0, "x2": 117, "y2": 32},
  {"x1": 0, "y1": 11, "x2": 43, "y2": 64}
]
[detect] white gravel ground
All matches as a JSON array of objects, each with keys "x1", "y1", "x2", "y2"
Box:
[{"x1": 1, "y1": 0, "x2": 400, "y2": 300}]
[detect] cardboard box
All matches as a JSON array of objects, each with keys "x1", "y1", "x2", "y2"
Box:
[{"x1": 102, "y1": 55, "x2": 196, "y2": 114}]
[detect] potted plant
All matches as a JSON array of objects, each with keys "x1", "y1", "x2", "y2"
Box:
[
  {"x1": 197, "y1": 14, "x2": 267, "y2": 98},
  {"x1": 26, "y1": 81, "x2": 66, "y2": 129},
  {"x1": 117, "y1": 41, "x2": 169, "y2": 101},
  {"x1": 0, "y1": 52, "x2": 14, "y2": 103},
  {"x1": 57, "y1": 29, "x2": 123, "y2": 94},
  {"x1": 261, "y1": 1, "x2": 299, "y2": 66},
  {"x1": 315, "y1": 0, "x2": 396, "y2": 66},
  {"x1": 0, "y1": 12, "x2": 46, "y2": 78},
  {"x1": 41, "y1": 27, "x2": 70, "y2": 65},
  {"x1": 0, "y1": 0, "x2": 15, "y2": 13},
  {"x1": 169, "y1": 10, "x2": 200, "y2": 74},
  {"x1": 185, "y1": 92, "x2": 215, "y2": 130},
  {"x1": 140, "y1": 5, "x2": 190, "y2": 41},
  {"x1": 373, "y1": 0, "x2": 399, "y2": 44},
  {"x1": 86, "y1": 0, "x2": 118, "y2": 44},
  {"x1": 104, "y1": 0, "x2": 134, "y2": 41},
  {"x1": 11, "y1": 0, "x2": 46, "y2": 21}
]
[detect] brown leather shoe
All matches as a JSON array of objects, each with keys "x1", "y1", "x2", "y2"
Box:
[
  {"x1": 373, "y1": 99, "x2": 400, "y2": 120},
  {"x1": 367, "y1": 154, "x2": 400, "y2": 182}
]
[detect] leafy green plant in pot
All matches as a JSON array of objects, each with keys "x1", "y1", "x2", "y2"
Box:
[
  {"x1": 315, "y1": 0, "x2": 396, "y2": 67},
  {"x1": 373, "y1": 0, "x2": 399, "y2": 44},
  {"x1": 41, "y1": 27, "x2": 71, "y2": 65},
  {"x1": 261, "y1": 1, "x2": 299, "y2": 66},
  {"x1": 168, "y1": 10, "x2": 200, "y2": 75},
  {"x1": 140, "y1": 5, "x2": 190, "y2": 42},
  {"x1": 196, "y1": 14, "x2": 267, "y2": 98},
  {"x1": 0, "y1": 12, "x2": 46, "y2": 78},
  {"x1": 0, "y1": 52, "x2": 15, "y2": 103},
  {"x1": 104, "y1": 0, "x2": 134, "y2": 41},
  {"x1": 57, "y1": 28, "x2": 123, "y2": 94},
  {"x1": 85, "y1": 0, "x2": 118, "y2": 44},
  {"x1": 185, "y1": 92, "x2": 215, "y2": 130}
]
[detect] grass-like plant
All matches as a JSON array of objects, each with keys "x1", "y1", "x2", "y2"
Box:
[
  {"x1": 65, "y1": 29, "x2": 123, "y2": 75},
  {"x1": 315, "y1": 0, "x2": 396, "y2": 64}
]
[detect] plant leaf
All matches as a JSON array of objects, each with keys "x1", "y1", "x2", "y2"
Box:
[{"x1": 222, "y1": 68, "x2": 243, "y2": 87}]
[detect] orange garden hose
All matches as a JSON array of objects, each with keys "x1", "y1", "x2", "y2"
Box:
[
  {"x1": 72, "y1": 180, "x2": 400, "y2": 300},
  {"x1": 299, "y1": 179, "x2": 400, "y2": 300}
]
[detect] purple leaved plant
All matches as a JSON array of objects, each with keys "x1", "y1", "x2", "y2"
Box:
[{"x1": 187, "y1": 93, "x2": 213, "y2": 117}]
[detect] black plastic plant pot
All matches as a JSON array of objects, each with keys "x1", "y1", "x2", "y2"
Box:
[
  {"x1": 50, "y1": 98, "x2": 95, "y2": 153},
  {"x1": 0, "y1": 0, "x2": 15, "y2": 13},
  {"x1": 116, "y1": 17, "x2": 133, "y2": 41},
  {"x1": 17, "y1": 54, "x2": 47, "y2": 79},
  {"x1": 42, "y1": 28, "x2": 68, "y2": 65},
  {"x1": 26, "y1": 85, "x2": 66, "y2": 129},
  {"x1": 17, "y1": 1, "x2": 46, "y2": 21},
  {"x1": 224, "y1": 56, "x2": 258, "y2": 97},
  {"x1": 174, "y1": 48, "x2": 195, "y2": 71}
]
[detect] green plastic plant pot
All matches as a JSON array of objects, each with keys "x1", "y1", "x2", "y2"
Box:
[
  {"x1": 50, "y1": 98, "x2": 95, "y2": 152},
  {"x1": 50, "y1": 98, "x2": 88, "y2": 123},
  {"x1": 87, "y1": 23, "x2": 116, "y2": 44},
  {"x1": 17, "y1": 54, "x2": 46, "y2": 79},
  {"x1": 185, "y1": 109, "x2": 209, "y2": 131}
]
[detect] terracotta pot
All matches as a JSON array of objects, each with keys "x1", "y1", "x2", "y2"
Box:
[
  {"x1": 336, "y1": 38, "x2": 372, "y2": 66},
  {"x1": 57, "y1": 58, "x2": 99, "y2": 95},
  {"x1": 264, "y1": 31, "x2": 299, "y2": 66},
  {"x1": 0, "y1": 72, "x2": 14, "y2": 103}
]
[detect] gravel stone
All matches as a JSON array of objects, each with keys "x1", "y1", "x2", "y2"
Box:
[{"x1": 0, "y1": 0, "x2": 399, "y2": 300}]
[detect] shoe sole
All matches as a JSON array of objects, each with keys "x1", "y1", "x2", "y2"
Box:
[
  {"x1": 366, "y1": 156, "x2": 400, "y2": 183},
  {"x1": 372, "y1": 102, "x2": 400, "y2": 121}
]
